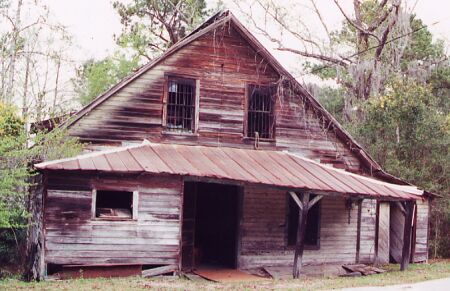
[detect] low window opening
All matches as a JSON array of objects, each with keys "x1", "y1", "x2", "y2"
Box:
[
  {"x1": 247, "y1": 85, "x2": 275, "y2": 139},
  {"x1": 287, "y1": 194, "x2": 321, "y2": 248},
  {"x1": 166, "y1": 77, "x2": 196, "y2": 133},
  {"x1": 95, "y1": 190, "x2": 133, "y2": 219}
]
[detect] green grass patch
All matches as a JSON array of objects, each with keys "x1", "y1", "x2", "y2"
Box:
[{"x1": 1, "y1": 261, "x2": 449, "y2": 290}]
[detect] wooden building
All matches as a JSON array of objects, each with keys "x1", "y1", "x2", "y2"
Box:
[{"x1": 33, "y1": 11, "x2": 434, "y2": 279}]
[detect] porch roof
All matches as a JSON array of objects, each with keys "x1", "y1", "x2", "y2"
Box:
[{"x1": 35, "y1": 141, "x2": 424, "y2": 200}]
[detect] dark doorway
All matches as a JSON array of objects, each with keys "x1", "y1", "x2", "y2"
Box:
[{"x1": 182, "y1": 182, "x2": 240, "y2": 269}]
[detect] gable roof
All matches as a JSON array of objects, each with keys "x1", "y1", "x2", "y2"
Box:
[{"x1": 62, "y1": 10, "x2": 425, "y2": 191}]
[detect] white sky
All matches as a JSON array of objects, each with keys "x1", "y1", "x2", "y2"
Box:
[
  {"x1": 32, "y1": 0, "x2": 450, "y2": 103},
  {"x1": 43, "y1": 0, "x2": 450, "y2": 64}
]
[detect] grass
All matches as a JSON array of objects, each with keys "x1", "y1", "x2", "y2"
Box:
[{"x1": 1, "y1": 260, "x2": 449, "y2": 291}]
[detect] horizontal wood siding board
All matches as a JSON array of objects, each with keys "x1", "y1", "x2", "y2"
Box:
[
  {"x1": 44, "y1": 173, "x2": 183, "y2": 267},
  {"x1": 239, "y1": 185, "x2": 359, "y2": 268},
  {"x1": 67, "y1": 24, "x2": 361, "y2": 173}
]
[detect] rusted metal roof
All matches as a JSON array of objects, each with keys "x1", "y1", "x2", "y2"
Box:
[{"x1": 35, "y1": 142, "x2": 424, "y2": 200}]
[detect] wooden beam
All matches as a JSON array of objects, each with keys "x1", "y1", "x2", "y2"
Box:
[
  {"x1": 91, "y1": 189, "x2": 97, "y2": 219},
  {"x1": 289, "y1": 191, "x2": 303, "y2": 211},
  {"x1": 308, "y1": 195, "x2": 323, "y2": 208},
  {"x1": 132, "y1": 191, "x2": 139, "y2": 220},
  {"x1": 374, "y1": 200, "x2": 380, "y2": 264},
  {"x1": 395, "y1": 201, "x2": 406, "y2": 215},
  {"x1": 142, "y1": 265, "x2": 177, "y2": 278},
  {"x1": 293, "y1": 192, "x2": 310, "y2": 279},
  {"x1": 355, "y1": 199, "x2": 363, "y2": 263},
  {"x1": 400, "y1": 201, "x2": 415, "y2": 271}
]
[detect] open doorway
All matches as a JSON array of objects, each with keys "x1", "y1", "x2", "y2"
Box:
[
  {"x1": 182, "y1": 182, "x2": 240, "y2": 270},
  {"x1": 389, "y1": 202, "x2": 417, "y2": 263}
]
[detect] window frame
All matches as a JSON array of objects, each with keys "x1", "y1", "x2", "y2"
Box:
[
  {"x1": 244, "y1": 83, "x2": 276, "y2": 141},
  {"x1": 91, "y1": 189, "x2": 139, "y2": 221},
  {"x1": 285, "y1": 193, "x2": 321, "y2": 250},
  {"x1": 162, "y1": 74, "x2": 200, "y2": 135}
]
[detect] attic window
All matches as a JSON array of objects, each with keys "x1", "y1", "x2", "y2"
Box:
[
  {"x1": 246, "y1": 85, "x2": 275, "y2": 139},
  {"x1": 165, "y1": 77, "x2": 196, "y2": 133},
  {"x1": 93, "y1": 190, "x2": 137, "y2": 220},
  {"x1": 287, "y1": 194, "x2": 321, "y2": 248}
]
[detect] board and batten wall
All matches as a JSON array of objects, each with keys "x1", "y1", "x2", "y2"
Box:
[
  {"x1": 414, "y1": 199, "x2": 429, "y2": 262},
  {"x1": 359, "y1": 200, "x2": 377, "y2": 263},
  {"x1": 44, "y1": 172, "x2": 183, "y2": 267},
  {"x1": 390, "y1": 199, "x2": 429, "y2": 264}
]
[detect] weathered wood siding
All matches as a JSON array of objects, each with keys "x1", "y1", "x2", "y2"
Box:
[
  {"x1": 359, "y1": 200, "x2": 377, "y2": 263},
  {"x1": 414, "y1": 199, "x2": 429, "y2": 262},
  {"x1": 376, "y1": 202, "x2": 390, "y2": 264},
  {"x1": 44, "y1": 173, "x2": 182, "y2": 266},
  {"x1": 68, "y1": 24, "x2": 361, "y2": 172},
  {"x1": 390, "y1": 202, "x2": 405, "y2": 263},
  {"x1": 238, "y1": 185, "x2": 359, "y2": 268}
]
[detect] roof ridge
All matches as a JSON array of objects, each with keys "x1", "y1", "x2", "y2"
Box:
[{"x1": 58, "y1": 10, "x2": 414, "y2": 190}]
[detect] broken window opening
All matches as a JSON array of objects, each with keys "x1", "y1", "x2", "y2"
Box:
[
  {"x1": 95, "y1": 190, "x2": 134, "y2": 220},
  {"x1": 287, "y1": 193, "x2": 321, "y2": 248},
  {"x1": 166, "y1": 77, "x2": 196, "y2": 133},
  {"x1": 247, "y1": 85, "x2": 275, "y2": 139}
]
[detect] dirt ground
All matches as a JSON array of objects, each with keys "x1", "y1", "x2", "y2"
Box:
[{"x1": 1, "y1": 260, "x2": 449, "y2": 290}]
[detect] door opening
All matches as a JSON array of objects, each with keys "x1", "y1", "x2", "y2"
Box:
[{"x1": 182, "y1": 182, "x2": 240, "y2": 269}]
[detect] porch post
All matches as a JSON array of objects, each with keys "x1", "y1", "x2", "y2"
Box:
[
  {"x1": 293, "y1": 192, "x2": 310, "y2": 279},
  {"x1": 400, "y1": 201, "x2": 415, "y2": 271}
]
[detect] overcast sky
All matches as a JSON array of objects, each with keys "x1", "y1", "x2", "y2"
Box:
[{"x1": 43, "y1": 0, "x2": 450, "y2": 64}]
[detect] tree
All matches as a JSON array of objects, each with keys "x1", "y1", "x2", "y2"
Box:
[
  {"x1": 0, "y1": 0, "x2": 77, "y2": 124},
  {"x1": 355, "y1": 79, "x2": 449, "y2": 257},
  {"x1": 0, "y1": 103, "x2": 82, "y2": 268},
  {"x1": 236, "y1": 0, "x2": 449, "y2": 258},
  {"x1": 73, "y1": 0, "x2": 212, "y2": 106},
  {"x1": 73, "y1": 52, "x2": 139, "y2": 105},
  {"x1": 113, "y1": 0, "x2": 209, "y2": 61},
  {"x1": 236, "y1": 0, "x2": 412, "y2": 120}
]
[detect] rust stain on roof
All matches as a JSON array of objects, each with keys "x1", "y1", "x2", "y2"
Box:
[{"x1": 35, "y1": 142, "x2": 424, "y2": 200}]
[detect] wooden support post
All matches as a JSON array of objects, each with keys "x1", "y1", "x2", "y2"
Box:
[
  {"x1": 308, "y1": 195, "x2": 323, "y2": 208},
  {"x1": 400, "y1": 201, "x2": 415, "y2": 271},
  {"x1": 293, "y1": 192, "x2": 310, "y2": 279},
  {"x1": 289, "y1": 191, "x2": 303, "y2": 210},
  {"x1": 374, "y1": 200, "x2": 380, "y2": 264},
  {"x1": 355, "y1": 199, "x2": 362, "y2": 263},
  {"x1": 395, "y1": 201, "x2": 406, "y2": 215}
]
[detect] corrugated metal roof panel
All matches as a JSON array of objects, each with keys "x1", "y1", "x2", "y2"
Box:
[{"x1": 35, "y1": 142, "x2": 424, "y2": 200}]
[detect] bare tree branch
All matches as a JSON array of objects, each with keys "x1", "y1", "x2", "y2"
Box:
[
  {"x1": 334, "y1": 0, "x2": 381, "y2": 43},
  {"x1": 277, "y1": 47, "x2": 348, "y2": 67}
]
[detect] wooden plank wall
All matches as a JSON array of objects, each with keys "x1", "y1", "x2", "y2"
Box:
[
  {"x1": 414, "y1": 199, "x2": 429, "y2": 262},
  {"x1": 68, "y1": 24, "x2": 361, "y2": 172},
  {"x1": 376, "y1": 202, "x2": 390, "y2": 264},
  {"x1": 359, "y1": 200, "x2": 377, "y2": 263},
  {"x1": 44, "y1": 173, "x2": 183, "y2": 266},
  {"x1": 238, "y1": 185, "x2": 358, "y2": 268},
  {"x1": 390, "y1": 203, "x2": 404, "y2": 263}
]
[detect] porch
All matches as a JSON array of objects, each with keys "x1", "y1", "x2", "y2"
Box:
[{"x1": 35, "y1": 141, "x2": 427, "y2": 277}]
